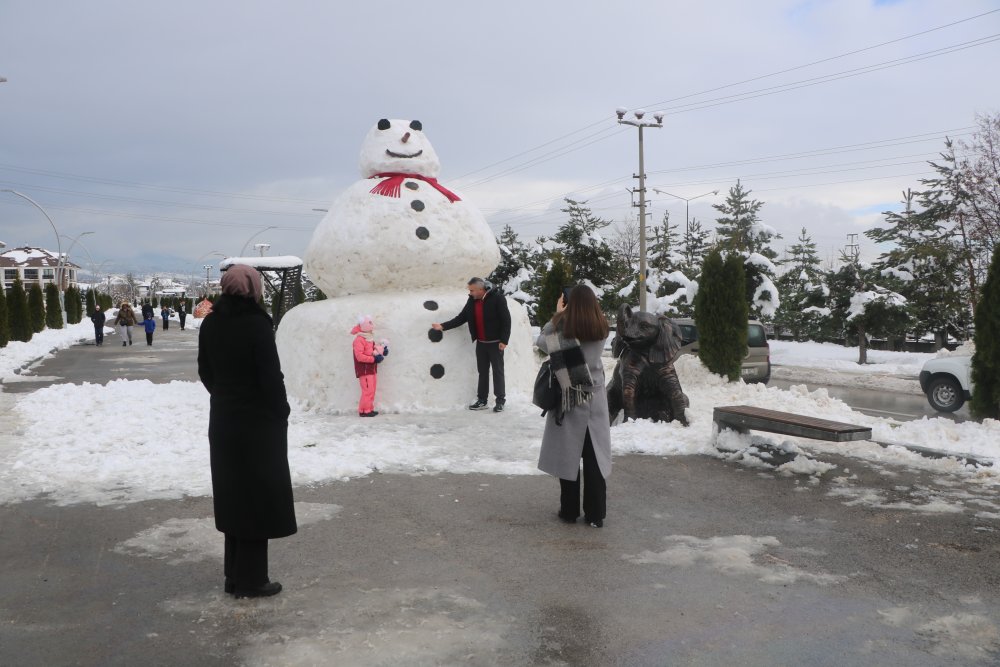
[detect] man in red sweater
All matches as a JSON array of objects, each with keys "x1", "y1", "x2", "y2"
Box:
[{"x1": 432, "y1": 277, "x2": 512, "y2": 412}]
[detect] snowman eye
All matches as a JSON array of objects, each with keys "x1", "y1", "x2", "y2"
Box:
[
  {"x1": 409, "y1": 120, "x2": 422, "y2": 131},
  {"x1": 377, "y1": 119, "x2": 391, "y2": 130}
]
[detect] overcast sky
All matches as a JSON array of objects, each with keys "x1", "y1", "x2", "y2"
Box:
[{"x1": 1, "y1": 0, "x2": 998, "y2": 279}]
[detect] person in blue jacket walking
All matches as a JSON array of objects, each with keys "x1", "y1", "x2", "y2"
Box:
[{"x1": 143, "y1": 315, "x2": 156, "y2": 346}]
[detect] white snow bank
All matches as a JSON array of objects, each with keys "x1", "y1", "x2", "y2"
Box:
[
  {"x1": 2, "y1": 354, "x2": 998, "y2": 507},
  {"x1": 0, "y1": 321, "x2": 95, "y2": 383}
]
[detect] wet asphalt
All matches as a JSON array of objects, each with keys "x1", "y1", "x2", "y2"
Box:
[{"x1": 1, "y1": 325, "x2": 999, "y2": 666}]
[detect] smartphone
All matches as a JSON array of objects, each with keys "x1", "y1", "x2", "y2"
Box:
[{"x1": 562, "y1": 286, "x2": 573, "y2": 305}]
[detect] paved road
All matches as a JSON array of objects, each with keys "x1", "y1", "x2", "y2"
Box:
[
  {"x1": 1, "y1": 337, "x2": 999, "y2": 665},
  {"x1": 769, "y1": 377, "x2": 971, "y2": 424}
]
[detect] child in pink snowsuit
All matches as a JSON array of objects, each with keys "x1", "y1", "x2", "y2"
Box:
[{"x1": 351, "y1": 315, "x2": 388, "y2": 417}]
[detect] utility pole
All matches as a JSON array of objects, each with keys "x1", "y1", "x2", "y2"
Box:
[
  {"x1": 617, "y1": 108, "x2": 663, "y2": 311},
  {"x1": 203, "y1": 265, "x2": 213, "y2": 297},
  {"x1": 845, "y1": 234, "x2": 860, "y2": 265}
]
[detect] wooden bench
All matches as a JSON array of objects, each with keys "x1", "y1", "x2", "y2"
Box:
[{"x1": 713, "y1": 405, "x2": 872, "y2": 443}]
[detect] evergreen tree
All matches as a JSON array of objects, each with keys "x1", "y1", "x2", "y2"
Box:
[
  {"x1": 28, "y1": 284, "x2": 46, "y2": 333},
  {"x1": 551, "y1": 199, "x2": 617, "y2": 304},
  {"x1": 773, "y1": 228, "x2": 829, "y2": 340},
  {"x1": 65, "y1": 286, "x2": 82, "y2": 324},
  {"x1": 45, "y1": 283, "x2": 63, "y2": 329},
  {"x1": 971, "y1": 245, "x2": 1000, "y2": 419},
  {"x1": 490, "y1": 225, "x2": 535, "y2": 289},
  {"x1": 713, "y1": 180, "x2": 776, "y2": 256},
  {"x1": 694, "y1": 250, "x2": 747, "y2": 381},
  {"x1": 678, "y1": 217, "x2": 711, "y2": 279},
  {"x1": 535, "y1": 253, "x2": 573, "y2": 327},
  {"x1": 8, "y1": 278, "x2": 32, "y2": 342},
  {"x1": 866, "y1": 189, "x2": 968, "y2": 348},
  {"x1": 85, "y1": 289, "x2": 96, "y2": 317},
  {"x1": 0, "y1": 284, "x2": 9, "y2": 348},
  {"x1": 152, "y1": 296, "x2": 159, "y2": 308},
  {"x1": 713, "y1": 181, "x2": 781, "y2": 320},
  {"x1": 827, "y1": 259, "x2": 909, "y2": 363}
]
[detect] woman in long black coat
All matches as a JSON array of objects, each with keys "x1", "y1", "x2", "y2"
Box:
[{"x1": 197, "y1": 264, "x2": 296, "y2": 598}]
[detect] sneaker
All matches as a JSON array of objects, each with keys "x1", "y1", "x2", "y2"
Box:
[
  {"x1": 493, "y1": 401, "x2": 505, "y2": 413},
  {"x1": 468, "y1": 399, "x2": 489, "y2": 411}
]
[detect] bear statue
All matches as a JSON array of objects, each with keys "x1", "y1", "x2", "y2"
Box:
[{"x1": 607, "y1": 305, "x2": 689, "y2": 425}]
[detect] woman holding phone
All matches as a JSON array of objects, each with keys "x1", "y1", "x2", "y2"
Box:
[{"x1": 535, "y1": 284, "x2": 612, "y2": 527}]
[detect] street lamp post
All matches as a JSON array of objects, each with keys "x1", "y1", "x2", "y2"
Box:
[
  {"x1": 652, "y1": 189, "x2": 719, "y2": 240},
  {"x1": 204, "y1": 265, "x2": 213, "y2": 298},
  {"x1": 616, "y1": 108, "x2": 664, "y2": 312},
  {"x1": 2, "y1": 188, "x2": 65, "y2": 317},
  {"x1": 239, "y1": 226, "x2": 276, "y2": 256}
]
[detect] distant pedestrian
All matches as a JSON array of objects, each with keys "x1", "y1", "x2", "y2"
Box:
[
  {"x1": 143, "y1": 315, "x2": 156, "y2": 346},
  {"x1": 432, "y1": 277, "x2": 512, "y2": 412},
  {"x1": 161, "y1": 304, "x2": 171, "y2": 331},
  {"x1": 536, "y1": 285, "x2": 612, "y2": 528},
  {"x1": 90, "y1": 305, "x2": 106, "y2": 346},
  {"x1": 178, "y1": 301, "x2": 188, "y2": 330},
  {"x1": 351, "y1": 315, "x2": 388, "y2": 417},
  {"x1": 198, "y1": 264, "x2": 296, "y2": 599},
  {"x1": 141, "y1": 301, "x2": 154, "y2": 321},
  {"x1": 114, "y1": 303, "x2": 136, "y2": 346}
]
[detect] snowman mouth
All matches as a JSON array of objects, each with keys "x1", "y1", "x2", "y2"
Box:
[{"x1": 385, "y1": 149, "x2": 424, "y2": 159}]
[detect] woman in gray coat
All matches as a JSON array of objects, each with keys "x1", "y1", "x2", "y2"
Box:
[{"x1": 536, "y1": 285, "x2": 612, "y2": 527}]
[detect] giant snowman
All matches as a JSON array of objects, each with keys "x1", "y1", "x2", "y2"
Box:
[{"x1": 276, "y1": 118, "x2": 535, "y2": 412}]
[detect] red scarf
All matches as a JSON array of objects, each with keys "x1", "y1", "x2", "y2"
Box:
[{"x1": 369, "y1": 172, "x2": 461, "y2": 203}]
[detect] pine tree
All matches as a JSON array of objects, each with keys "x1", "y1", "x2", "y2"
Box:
[
  {"x1": 678, "y1": 217, "x2": 711, "y2": 279},
  {"x1": 28, "y1": 284, "x2": 46, "y2": 333},
  {"x1": 8, "y1": 278, "x2": 32, "y2": 342},
  {"x1": 971, "y1": 245, "x2": 1000, "y2": 419},
  {"x1": 773, "y1": 228, "x2": 829, "y2": 340},
  {"x1": 552, "y1": 199, "x2": 617, "y2": 300},
  {"x1": 85, "y1": 289, "x2": 96, "y2": 317},
  {"x1": 866, "y1": 189, "x2": 968, "y2": 349},
  {"x1": 713, "y1": 181, "x2": 781, "y2": 320},
  {"x1": 535, "y1": 253, "x2": 573, "y2": 327},
  {"x1": 694, "y1": 250, "x2": 747, "y2": 381},
  {"x1": 0, "y1": 284, "x2": 9, "y2": 348},
  {"x1": 45, "y1": 283, "x2": 63, "y2": 329}
]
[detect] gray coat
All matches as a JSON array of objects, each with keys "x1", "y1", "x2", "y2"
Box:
[{"x1": 536, "y1": 323, "x2": 612, "y2": 480}]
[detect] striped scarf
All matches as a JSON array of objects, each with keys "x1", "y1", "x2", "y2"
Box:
[{"x1": 544, "y1": 326, "x2": 595, "y2": 415}]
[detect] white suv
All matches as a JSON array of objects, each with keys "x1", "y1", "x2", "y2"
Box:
[{"x1": 919, "y1": 356, "x2": 973, "y2": 412}]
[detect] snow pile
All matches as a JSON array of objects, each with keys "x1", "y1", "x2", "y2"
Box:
[
  {"x1": 0, "y1": 321, "x2": 95, "y2": 382},
  {"x1": 2, "y1": 353, "x2": 998, "y2": 507}
]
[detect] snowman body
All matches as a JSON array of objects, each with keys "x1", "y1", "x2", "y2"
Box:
[{"x1": 277, "y1": 119, "x2": 535, "y2": 412}]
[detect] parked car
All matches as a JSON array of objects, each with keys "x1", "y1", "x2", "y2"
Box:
[
  {"x1": 919, "y1": 355, "x2": 973, "y2": 412},
  {"x1": 672, "y1": 318, "x2": 771, "y2": 384}
]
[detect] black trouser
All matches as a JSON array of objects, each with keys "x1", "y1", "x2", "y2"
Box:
[
  {"x1": 162, "y1": 318, "x2": 169, "y2": 330},
  {"x1": 94, "y1": 327, "x2": 103, "y2": 345},
  {"x1": 475, "y1": 341, "x2": 505, "y2": 403},
  {"x1": 559, "y1": 430, "x2": 606, "y2": 521},
  {"x1": 224, "y1": 535, "x2": 268, "y2": 588},
  {"x1": 145, "y1": 332, "x2": 153, "y2": 345},
  {"x1": 179, "y1": 314, "x2": 186, "y2": 329}
]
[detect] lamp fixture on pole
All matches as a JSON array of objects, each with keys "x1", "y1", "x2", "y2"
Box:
[
  {"x1": 616, "y1": 108, "x2": 664, "y2": 312},
  {"x1": 203, "y1": 265, "x2": 214, "y2": 297},
  {"x1": 239, "y1": 226, "x2": 276, "y2": 256},
  {"x1": 254, "y1": 243, "x2": 271, "y2": 257}
]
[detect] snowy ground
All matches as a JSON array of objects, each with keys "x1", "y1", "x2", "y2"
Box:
[{"x1": 1, "y1": 323, "x2": 997, "y2": 507}]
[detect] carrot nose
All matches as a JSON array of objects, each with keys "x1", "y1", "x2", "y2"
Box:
[{"x1": 401, "y1": 132, "x2": 411, "y2": 143}]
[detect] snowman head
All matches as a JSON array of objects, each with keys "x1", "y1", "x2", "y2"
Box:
[{"x1": 359, "y1": 118, "x2": 441, "y2": 179}]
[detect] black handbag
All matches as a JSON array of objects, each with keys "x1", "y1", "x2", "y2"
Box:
[{"x1": 532, "y1": 360, "x2": 561, "y2": 419}]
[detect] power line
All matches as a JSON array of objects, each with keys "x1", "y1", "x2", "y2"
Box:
[
  {"x1": 452, "y1": 10, "x2": 999, "y2": 187},
  {"x1": 0, "y1": 198, "x2": 315, "y2": 231},
  {"x1": 0, "y1": 180, "x2": 321, "y2": 218},
  {"x1": 0, "y1": 163, "x2": 330, "y2": 205}
]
